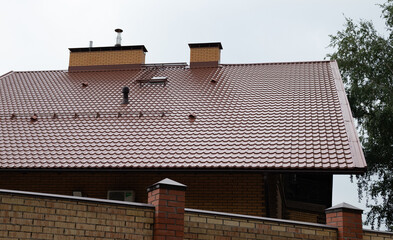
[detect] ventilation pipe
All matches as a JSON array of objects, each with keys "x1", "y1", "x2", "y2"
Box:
[
  {"x1": 115, "y1": 29, "x2": 123, "y2": 47},
  {"x1": 122, "y1": 86, "x2": 130, "y2": 104}
]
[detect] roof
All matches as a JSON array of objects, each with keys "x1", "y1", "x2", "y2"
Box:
[{"x1": 0, "y1": 61, "x2": 366, "y2": 171}]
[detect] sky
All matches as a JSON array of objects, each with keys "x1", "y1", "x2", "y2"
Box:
[{"x1": 0, "y1": 0, "x2": 388, "y2": 230}]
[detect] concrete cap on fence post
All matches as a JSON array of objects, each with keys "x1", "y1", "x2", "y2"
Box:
[
  {"x1": 325, "y1": 202, "x2": 363, "y2": 240},
  {"x1": 147, "y1": 178, "x2": 187, "y2": 240}
]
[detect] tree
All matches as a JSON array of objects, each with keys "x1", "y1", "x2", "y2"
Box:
[{"x1": 328, "y1": 0, "x2": 393, "y2": 230}]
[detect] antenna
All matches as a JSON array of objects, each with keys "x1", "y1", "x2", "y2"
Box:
[{"x1": 115, "y1": 28, "x2": 123, "y2": 47}]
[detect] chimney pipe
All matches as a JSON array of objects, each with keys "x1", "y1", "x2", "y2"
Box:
[
  {"x1": 115, "y1": 28, "x2": 123, "y2": 47},
  {"x1": 89, "y1": 41, "x2": 93, "y2": 48},
  {"x1": 122, "y1": 86, "x2": 129, "y2": 104}
]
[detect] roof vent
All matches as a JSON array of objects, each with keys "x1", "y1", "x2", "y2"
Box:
[
  {"x1": 115, "y1": 29, "x2": 123, "y2": 47},
  {"x1": 211, "y1": 79, "x2": 217, "y2": 83},
  {"x1": 10, "y1": 114, "x2": 16, "y2": 120},
  {"x1": 122, "y1": 87, "x2": 130, "y2": 104},
  {"x1": 52, "y1": 113, "x2": 58, "y2": 119},
  {"x1": 30, "y1": 114, "x2": 38, "y2": 122},
  {"x1": 82, "y1": 82, "x2": 88, "y2": 88},
  {"x1": 188, "y1": 113, "x2": 196, "y2": 120}
]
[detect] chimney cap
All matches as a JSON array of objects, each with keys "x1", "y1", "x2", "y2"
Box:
[
  {"x1": 69, "y1": 45, "x2": 148, "y2": 53},
  {"x1": 188, "y1": 42, "x2": 223, "y2": 49},
  {"x1": 115, "y1": 28, "x2": 123, "y2": 33}
]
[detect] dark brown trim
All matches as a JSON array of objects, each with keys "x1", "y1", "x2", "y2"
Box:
[
  {"x1": 188, "y1": 42, "x2": 223, "y2": 49},
  {"x1": 69, "y1": 45, "x2": 148, "y2": 53},
  {"x1": 0, "y1": 168, "x2": 367, "y2": 174},
  {"x1": 190, "y1": 61, "x2": 219, "y2": 68},
  {"x1": 68, "y1": 64, "x2": 143, "y2": 72}
]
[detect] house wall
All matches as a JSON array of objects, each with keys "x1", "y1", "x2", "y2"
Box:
[
  {"x1": 184, "y1": 209, "x2": 338, "y2": 240},
  {"x1": 0, "y1": 191, "x2": 154, "y2": 239},
  {"x1": 286, "y1": 208, "x2": 322, "y2": 224},
  {"x1": 0, "y1": 171, "x2": 266, "y2": 216}
]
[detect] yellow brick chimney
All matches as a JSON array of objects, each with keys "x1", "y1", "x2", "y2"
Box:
[
  {"x1": 68, "y1": 45, "x2": 148, "y2": 72},
  {"x1": 189, "y1": 42, "x2": 223, "y2": 68}
]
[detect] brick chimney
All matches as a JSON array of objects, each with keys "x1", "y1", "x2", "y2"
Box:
[
  {"x1": 326, "y1": 202, "x2": 363, "y2": 240},
  {"x1": 189, "y1": 42, "x2": 223, "y2": 68},
  {"x1": 68, "y1": 45, "x2": 148, "y2": 72}
]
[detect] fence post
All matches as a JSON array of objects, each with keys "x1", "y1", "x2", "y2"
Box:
[
  {"x1": 147, "y1": 178, "x2": 187, "y2": 240},
  {"x1": 326, "y1": 202, "x2": 363, "y2": 240}
]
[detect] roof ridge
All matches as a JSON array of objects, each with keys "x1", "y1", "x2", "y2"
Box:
[
  {"x1": 222, "y1": 60, "x2": 332, "y2": 67},
  {"x1": 12, "y1": 70, "x2": 67, "y2": 73},
  {"x1": 7, "y1": 61, "x2": 334, "y2": 74}
]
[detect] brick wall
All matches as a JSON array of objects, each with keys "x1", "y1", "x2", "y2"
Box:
[
  {"x1": 184, "y1": 209, "x2": 338, "y2": 240},
  {"x1": 0, "y1": 171, "x2": 265, "y2": 216},
  {"x1": 69, "y1": 49, "x2": 145, "y2": 67},
  {"x1": 364, "y1": 230, "x2": 393, "y2": 240},
  {"x1": 0, "y1": 190, "x2": 154, "y2": 240}
]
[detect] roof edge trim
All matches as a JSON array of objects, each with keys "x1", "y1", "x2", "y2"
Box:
[
  {"x1": 0, "y1": 168, "x2": 367, "y2": 174},
  {"x1": 0, "y1": 71, "x2": 14, "y2": 80},
  {"x1": 330, "y1": 61, "x2": 367, "y2": 170}
]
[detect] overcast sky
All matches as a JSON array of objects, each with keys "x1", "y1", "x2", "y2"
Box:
[{"x1": 0, "y1": 0, "x2": 388, "y2": 230}]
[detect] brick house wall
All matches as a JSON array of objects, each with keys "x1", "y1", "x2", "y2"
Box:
[
  {"x1": 286, "y1": 208, "x2": 322, "y2": 223},
  {"x1": 0, "y1": 171, "x2": 265, "y2": 216}
]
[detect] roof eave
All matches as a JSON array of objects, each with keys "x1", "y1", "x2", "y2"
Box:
[{"x1": 0, "y1": 167, "x2": 367, "y2": 174}]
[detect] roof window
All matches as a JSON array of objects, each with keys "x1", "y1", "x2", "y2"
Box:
[{"x1": 136, "y1": 76, "x2": 168, "y2": 87}]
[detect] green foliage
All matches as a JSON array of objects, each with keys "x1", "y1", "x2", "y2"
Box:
[{"x1": 328, "y1": 0, "x2": 393, "y2": 231}]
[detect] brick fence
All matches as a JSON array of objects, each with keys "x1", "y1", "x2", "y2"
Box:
[
  {"x1": 1, "y1": 178, "x2": 393, "y2": 240},
  {"x1": 184, "y1": 209, "x2": 337, "y2": 240},
  {"x1": 0, "y1": 189, "x2": 154, "y2": 239}
]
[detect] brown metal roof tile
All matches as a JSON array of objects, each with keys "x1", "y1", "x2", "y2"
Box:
[{"x1": 0, "y1": 61, "x2": 366, "y2": 172}]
